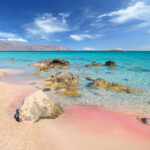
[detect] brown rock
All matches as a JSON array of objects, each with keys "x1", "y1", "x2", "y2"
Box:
[
  {"x1": 30, "y1": 58, "x2": 70, "y2": 70},
  {"x1": 50, "y1": 58, "x2": 70, "y2": 68},
  {"x1": 85, "y1": 61, "x2": 102, "y2": 67},
  {"x1": 86, "y1": 77, "x2": 94, "y2": 81},
  {"x1": 105, "y1": 61, "x2": 116, "y2": 67},
  {"x1": 43, "y1": 71, "x2": 79, "y2": 96},
  {"x1": 92, "y1": 78, "x2": 140, "y2": 94}
]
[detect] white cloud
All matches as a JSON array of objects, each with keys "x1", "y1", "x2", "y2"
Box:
[
  {"x1": 59, "y1": 12, "x2": 70, "y2": 24},
  {"x1": 7, "y1": 38, "x2": 27, "y2": 42},
  {"x1": 83, "y1": 47, "x2": 96, "y2": 50},
  {"x1": 98, "y1": 2, "x2": 150, "y2": 27},
  {"x1": 70, "y1": 34, "x2": 93, "y2": 41},
  {"x1": 70, "y1": 34, "x2": 103, "y2": 41},
  {"x1": 0, "y1": 32, "x2": 27, "y2": 42},
  {"x1": 26, "y1": 13, "x2": 70, "y2": 39}
]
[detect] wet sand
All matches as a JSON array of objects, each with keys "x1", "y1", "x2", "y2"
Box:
[{"x1": 0, "y1": 73, "x2": 150, "y2": 150}]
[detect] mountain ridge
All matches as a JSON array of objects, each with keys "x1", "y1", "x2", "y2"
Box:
[{"x1": 0, "y1": 41, "x2": 71, "y2": 51}]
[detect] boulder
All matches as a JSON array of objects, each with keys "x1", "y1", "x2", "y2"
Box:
[
  {"x1": 30, "y1": 58, "x2": 51, "y2": 70},
  {"x1": 17, "y1": 90, "x2": 63, "y2": 122},
  {"x1": 50, "y1": 58, "x2": 70, "y2": 68},
  {"x1": 105, "y1": 61, "x2": 116, "y2": 67},
  {"x1": 30, "y1": 58, "x2": 70, "y2": 70},
  {"x1": 85, "y1": 61, "x2": 102, "y2": 67},
  {"x1": 44, "y1": 71, "x2": 79, "y2": 96},
  {"x1": 92, "y1": 78, "x2": 140, "y2": 94}
]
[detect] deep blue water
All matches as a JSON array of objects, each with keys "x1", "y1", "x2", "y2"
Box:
[{"x1": 0, "y1": 51, "x2": 150, "y2": 115}]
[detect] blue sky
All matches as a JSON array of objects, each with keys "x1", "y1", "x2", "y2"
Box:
[{"x1": 0, "y1": 0, "x2": 150, "y2": 50}]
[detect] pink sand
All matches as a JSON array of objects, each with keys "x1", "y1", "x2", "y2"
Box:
[{"x1": 0, "y1": 79, "x2": 150, "y2": 150}]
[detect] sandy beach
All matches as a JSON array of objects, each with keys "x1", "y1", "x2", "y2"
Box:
[{"x1": 0, "y1": 68, "x2": 150, "y2": 150}]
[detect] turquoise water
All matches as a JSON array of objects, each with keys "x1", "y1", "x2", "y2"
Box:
[{"x1": 0, "y1": 51, "x2": 150, "y2": 115}]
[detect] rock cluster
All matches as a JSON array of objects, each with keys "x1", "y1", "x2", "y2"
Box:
[
  {"x1": 30, "y1": 58, "x2": 51, "y2": 71},
  {"x1": 105, "y1": 61, "x2": 116, "y2": 67},
  {"x1": 16, "y1": 90, "x2": 63, "y2": 122},
  {"x1": 92, "y1": 78, "x2": 140, "y2": 94},
  {"x1": 43, "y1": 71, "x2": 79, "y2": 96},
  {"x1": 30, "y1": 58, "x2": 70, "y2": 71},
  {"x1": 85, "y1": 61, "x2": 102, "y2": 67}
]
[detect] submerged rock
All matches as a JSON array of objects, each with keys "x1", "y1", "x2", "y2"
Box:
[
  {"x1": 30, "y1": 58, "x2": 51, "y2": 71},
  {"x1": 43, "y1": 88, "x2": 51, "y2": 92},
  {"x1": 105, "y1": 61, "x2": 116, "y2": 67},
  {"x1": 10, "y1": 58, "x2": 15, "y2": 61},
  {"x1": 92, "y1": 78, "x2": 140, "y2": 94},
  {"x1": 30, "y1": 58, "x2": 70, "y2": 70},
  {"x1": 44, "y1": 71, "x2": 79, "y2": 96},
  {"x1": 85, "y1": 61, "x2": 102, "y2": 67},
  {"x1": 17, "y1": 90, "x2": 63, "y2": 122},
  {"x1": 86, "y1": 77, "x2": 94, "y2": 81}
]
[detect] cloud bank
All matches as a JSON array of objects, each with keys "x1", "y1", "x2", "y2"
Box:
[{"x1": 0, "y1": 32, "x2": 27, "y2": 42}]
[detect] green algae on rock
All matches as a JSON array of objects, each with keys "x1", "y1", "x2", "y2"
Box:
[
  {"x1": 92, "y1": 78, "x2": 141, "y2": 94},
  {"x1": 43, "y1": 71, "x2": 79, "y2": 96}
]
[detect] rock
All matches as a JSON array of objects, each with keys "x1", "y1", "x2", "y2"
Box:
[
  {"x1": 91, "y1": 61, "x2": 102, "y2": 66},
  {"x1": 92, "y1": 78, "x2": 140, "y2": 94},
  {"x1": 10, "y1": 58, "x2": 15, "y2": 61},
  {"x1": 50, "y1": 58, "x2": 70, "y2": 68},
  {"x1": 85, "y1": 61, "x2": 102, "y2": 67},
  {"x1": 30, "y1": 62, "x2": 50, "y2": 71},
  {"x1": 139, "y1": 118, "x2": 150, "y2": 125},
  {"x1": 85, "y1": 64, "x2": 91, "y2": 68},
  {"x1": 30, "y1": 58, "x2": 70, "y2": 70},
  {"x1": 43, "y1": 71, "x2": 79, "y2": 96},
  {"x1": 86, "y1": 77, "x2": 94, "y2": 81},
  {"x1": 105, "y1": 61, "x2": 116, "y2": 67},
  {"x1": 43, "y1": 88, "x2": 51, "y2": 92},
  {"x1": 17, "y1": 90, "x2": 63, "y2": 122}
]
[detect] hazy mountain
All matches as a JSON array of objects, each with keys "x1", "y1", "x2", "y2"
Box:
[{"x1": 0, "y1": 41, "x2": 71, "y2": 51}]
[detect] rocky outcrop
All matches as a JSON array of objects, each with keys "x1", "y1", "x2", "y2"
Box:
[
  {"x1": 105, "y1": 61, "x2": 116, "y2": 67},
  {"x1": 43, "y1": 71, "x2": 79, "y2": 96},
  {"x1": 30, "y1": 58, "x2": 70, "y2": 71},
  {"x1": 85, "y1": 61, "x2": 102, "y2": 67},
  {"x1": 30, "y1": 58, "x2": 51, "y2": 71},
  {"x1": 92, "y1": 78, "x2": 140, "y2": 94},
  {"x1": 49, "y1": 58, "x2": 70, "y2": 68},
  {"x1": 16, "y1": 90, "x2": 63, "y2": 122}
]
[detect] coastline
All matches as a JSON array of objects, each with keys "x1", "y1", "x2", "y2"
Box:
[{"x1": 0, "y1": 68, "x2": 150, "y2": 150}]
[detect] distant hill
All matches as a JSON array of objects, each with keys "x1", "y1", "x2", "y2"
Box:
[
  {"x1": 0, "y1": 41, "x2": 71, "y2": 51},
  {"x1": 107, "y1": 49, "x2": 126, "y2": 52}
]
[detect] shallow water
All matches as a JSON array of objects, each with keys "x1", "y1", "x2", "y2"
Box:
[{"x1": 0, "y1": 51, "x2": 150, "y2": 115}]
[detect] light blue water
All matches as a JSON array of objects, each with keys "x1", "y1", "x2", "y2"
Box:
[{"x1": 0, "y1": 51, "x2": 150, "y2": 115}]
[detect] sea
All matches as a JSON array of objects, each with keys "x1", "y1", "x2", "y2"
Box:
[{"x1": 0, "y1": 51, "x2": 150, "y2": 115}]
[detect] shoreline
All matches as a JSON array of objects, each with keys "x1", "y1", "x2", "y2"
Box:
[{"x1": 0, "y1": 69, "x2": 150, "y2": 149}]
